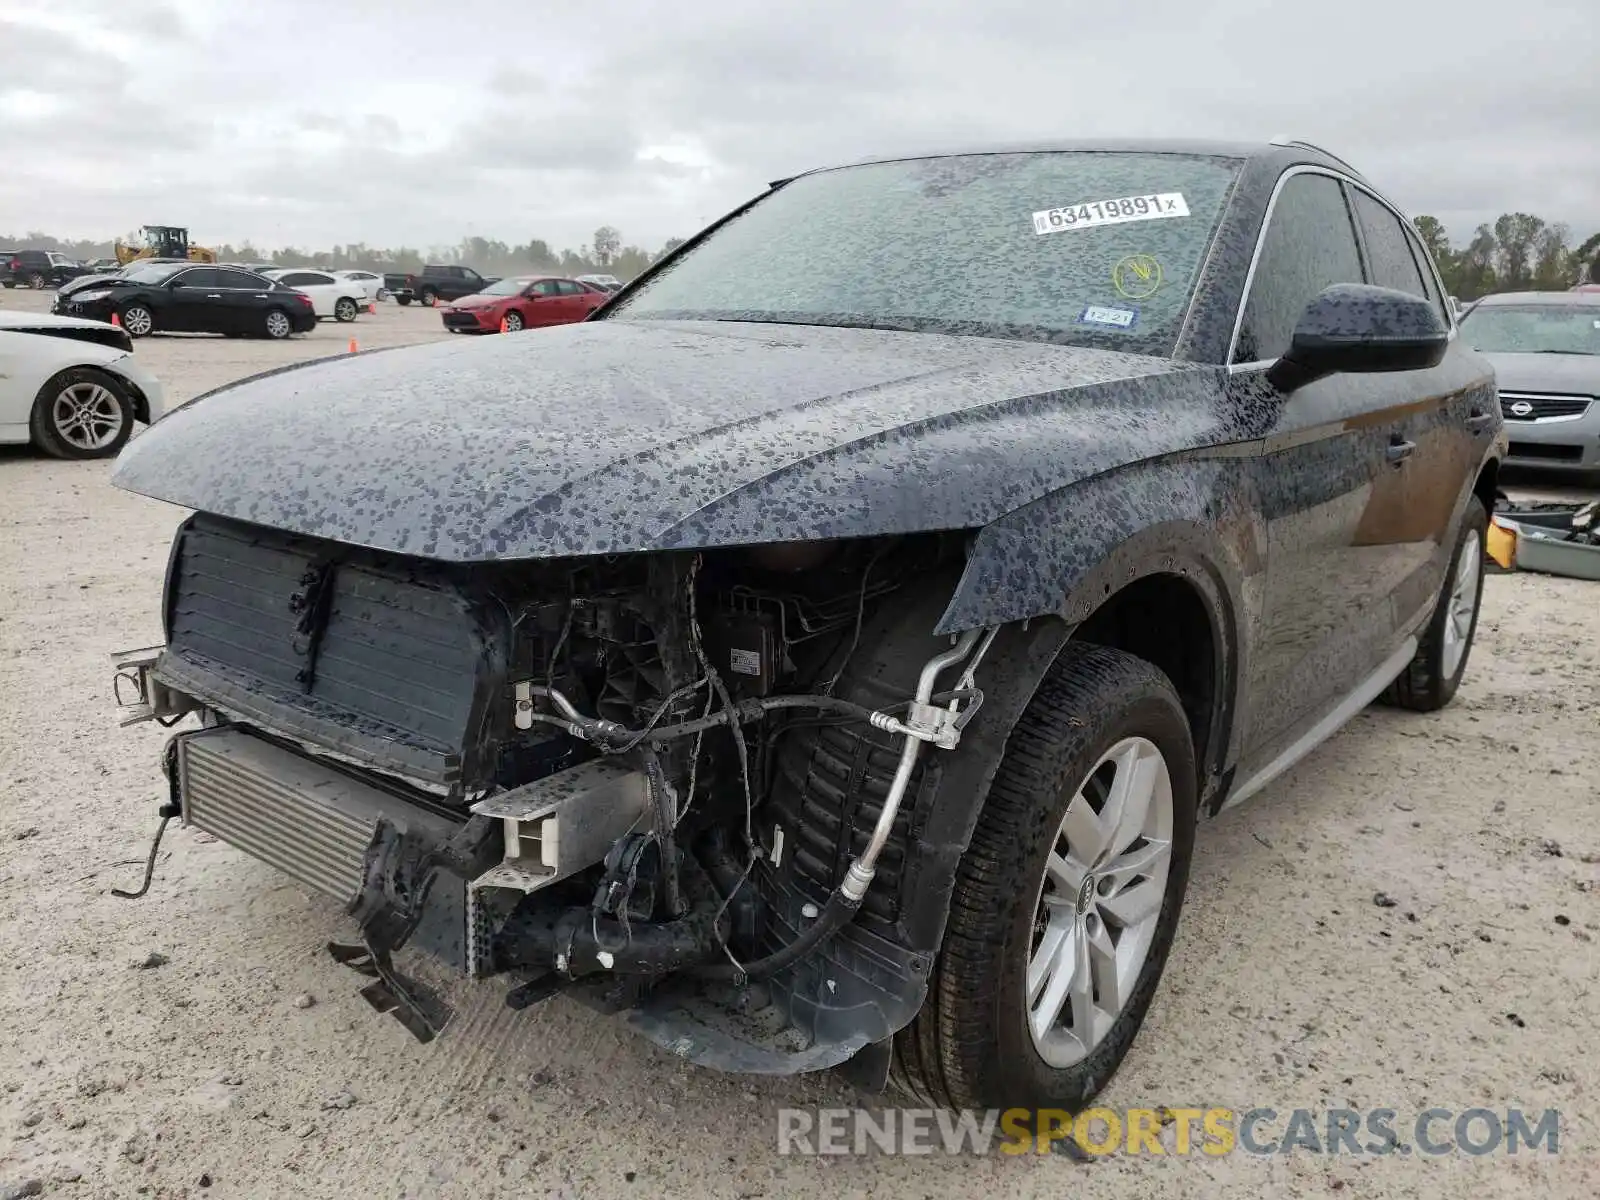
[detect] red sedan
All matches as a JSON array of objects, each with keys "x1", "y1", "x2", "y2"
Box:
[{"x1": 439, "y1": 275, "x2": 609, "y2": 333}]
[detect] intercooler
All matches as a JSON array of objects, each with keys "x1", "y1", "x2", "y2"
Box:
[{"x1": 175, "y1": 726, "x2": 467, "y2": 906}]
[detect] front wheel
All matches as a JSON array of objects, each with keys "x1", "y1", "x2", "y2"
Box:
[
  {"x1": 396, "y1": 295, "x2": 412, "y2": 306},
  {"x1": 1380, "y1": 495, "x2": 1487, "y2": 711},
  {"x1": 28, "y1": 368, "x2": 135, "y2": 460},
  {"x1": 263, "y1": 307, "x2": 293, "y2": 339},
  {"x1": 334, "y1": 297, "x2": 359, "y2": 323},
  {"x1": 420, "y1": 289, "x2": 438, "y2": 307},
  {"x1": 119, "y1": 303, "x2": 155, "y2": 337},
  {"x1": 891, "y1": 642, "x2": 1198, "y2": 1111},
  {"x1": 28, "y1": 272, "x2": 47, "y2": 289},
  {"x1": 502, "y1": 310, "x2": 524, "y2": 332}
]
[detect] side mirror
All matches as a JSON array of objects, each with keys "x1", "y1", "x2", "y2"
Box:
[{"x1": 1267, "y1": 283, "x2": 1448, "y2": 392}]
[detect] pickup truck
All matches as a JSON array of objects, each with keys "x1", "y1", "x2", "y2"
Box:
[
  {"x1": 108, "y1": 137, "x2": 1501, "y2": 1114},
  {"x1": 381, "y1": 264, "x2": 499, "y2": 307}
]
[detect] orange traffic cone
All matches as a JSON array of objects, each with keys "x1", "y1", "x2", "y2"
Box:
[
  {"x1": 347, "y1": 337, "x2": 358, "y2": 353},
  {"x1": 499, "y1": 316, "x2": 509, "y2": 333},
  {"x1": 368, "y1": 302, "x2": 376, "y2": 314},
  {"x1": 110, "y1": 311, "x2": 121, "y2": 328}
]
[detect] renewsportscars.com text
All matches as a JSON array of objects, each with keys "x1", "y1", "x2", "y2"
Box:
[{"x1": 776, "y1": 1106, "x2": 1561, "y2": 1157}]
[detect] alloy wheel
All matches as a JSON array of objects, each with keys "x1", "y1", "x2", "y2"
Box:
[
  {"x1": 51, "y1": 381, "x2": 125, "y2": 452},
  {"x1": 1441, "y1": 529, "x2": 1481, "y2": 679},
  {"x1": 121, "y1": 306, "x2": 153, "y2": 336},
  {"x1": 1027, "y1": 736, "x2": 1173, "y2": 1069},
  {"x1": 504, "y1": 311, "x2": 523, "y2": 332},
  {"x1": 265, "y1": 310, "x2": 291, "y2": 338}
]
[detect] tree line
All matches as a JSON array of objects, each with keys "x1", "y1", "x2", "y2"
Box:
[
  {"x1": 1412, "y1": 214, "x2": 1600, "y2": 300},
  {"x1": 0, "y1": 225, "x2": 687, "y2": 282},
  {"x1": 6, "y1": 213, "x2": 1597, "y2": 297}
]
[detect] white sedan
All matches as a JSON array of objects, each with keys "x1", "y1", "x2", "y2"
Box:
[
  {"x1": 332, "y1": 270, "x2": 387, "y2": 303},
  {"x1": 260, "y1": 269, "x2": 369, "y2": 322},
  {"x1": 0, "y1": 311, "x2": 165, "y2": 459}
]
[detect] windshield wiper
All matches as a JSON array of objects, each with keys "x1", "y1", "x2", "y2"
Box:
[
  {"x1": 1525, "y1": 349, "x2": 1595, "y2": 356},
  {"x1": 710, "y1": 314, "x2": 923, "y2": 334}
]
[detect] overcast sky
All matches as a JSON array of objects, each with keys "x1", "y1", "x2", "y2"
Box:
[{"x1": 1, "y1": 0, "x2": 1594, "y2": 255}]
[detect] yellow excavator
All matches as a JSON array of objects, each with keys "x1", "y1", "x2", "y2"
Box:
[{"x1": 114, "y1": 225, "x2": 218, "y2": 265}]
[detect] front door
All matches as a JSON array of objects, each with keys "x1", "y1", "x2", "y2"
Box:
[
  {"x1": 525, "y1": 279, "x2": 563, "y2": 325},
  {"x1": 164, "y1": 267, "x2": 223, "y2": 332},
  {"x1": 1228, "y1": 170, "x2": 1425, "y2": 776}
]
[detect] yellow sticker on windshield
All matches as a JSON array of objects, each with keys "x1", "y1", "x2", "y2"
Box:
[{"x1": 1112, "y1": 255, "x2": 1163, "y2": 299}]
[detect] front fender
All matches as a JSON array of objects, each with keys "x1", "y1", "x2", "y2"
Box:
[{"x1": 936, "y1": 455, "x2": 1263, "y2": 634}]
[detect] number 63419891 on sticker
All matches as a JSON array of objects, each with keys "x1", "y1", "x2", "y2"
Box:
[{"x1": 1032, "y1": 192, "x2": 1189, "y2": 235}]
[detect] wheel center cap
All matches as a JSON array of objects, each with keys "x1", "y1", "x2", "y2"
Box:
[{"x1": 1076, "y1": 875, "x2": 1096, "y2": 914}]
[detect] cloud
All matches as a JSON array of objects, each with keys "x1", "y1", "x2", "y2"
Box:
[{"x1": 0, "y1": 0, "x2": 1594, "y2": 254}]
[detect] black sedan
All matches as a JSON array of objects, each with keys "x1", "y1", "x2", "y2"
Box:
[{"x1": 53, "y1": 262, "x2": 318, "y2": 339}]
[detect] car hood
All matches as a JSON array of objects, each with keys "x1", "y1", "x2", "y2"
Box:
[
  {"x1": 449, "y1": 292, "x2": 507, "y2": 308},
  {"x1": 56, "y1": 273, "x2": 128, "y2": 295},
  {"x1": 111, "y1": 319, "x2": 1225, "y2": 562},
  {"x1": 1479, "y1": 351, "x2": 1600, "y2": 394}
]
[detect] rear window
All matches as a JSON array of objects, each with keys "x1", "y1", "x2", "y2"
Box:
[{"x1": 607, "y1": 151, "x2": 1243, "y2": 354}]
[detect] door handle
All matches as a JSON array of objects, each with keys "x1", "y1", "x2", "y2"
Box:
[
  {"x1": 205, "y1": 293, "x2": 222, "y2": 299},
  {"x1": 1466, "y1": 411, "x2": 1495, "y2": 431},
  {"x1": 1386, "y1": 438, "x2": 1416, "y2": 465}
]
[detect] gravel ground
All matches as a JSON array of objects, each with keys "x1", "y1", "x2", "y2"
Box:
[{"x1": 1, "y1": 288, "x2": 1596, "y2": 1198}]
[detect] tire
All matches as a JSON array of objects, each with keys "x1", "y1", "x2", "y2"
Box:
[
  {"x1": 890, "y1": 642, "x2": 1198, "y2": 1111},
  {"x1": 334, "y1": 297, "x2": 359, "y2": 323},
  {"x1": 28, "y1": 272, "x2": 47, "y2": 289},
  {"x1": 28, "y1": 367, "x2": 135, "y2": 460},
  {"x1": 420, "y1": 289, "x2": 438, "y2": 307},
  {"x1": 1380, "y1": 495, "x2": 1487, "y2": 712},
  {"x1": 502, "y1": 310, "x2": 524, "y2": 332},
  {"x1": 119, "y1": 303, "x2": 155, "y2": 338},
  {"x1": 2, "y1": 281, "x2": 14, "y2": 289},
  {"x1": 396, "y1": 295, "x2": 412, "y2": 306},
  {"x1": 262, "y1": 307, "x2": 293, "y2": 339}
]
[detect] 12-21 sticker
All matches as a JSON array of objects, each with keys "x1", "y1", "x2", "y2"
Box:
[{"x1": 1033, "y1": 192, "x2": 1189, "y2": 235}]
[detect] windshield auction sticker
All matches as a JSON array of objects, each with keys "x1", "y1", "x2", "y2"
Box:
[{"x1": 1033, "y1": 192, "x2": 1189, "y2": 234}]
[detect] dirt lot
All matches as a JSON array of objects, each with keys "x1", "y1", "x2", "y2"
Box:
[{"x1": 1, "y1": 288, "x2": 1596, "y2": 1198}]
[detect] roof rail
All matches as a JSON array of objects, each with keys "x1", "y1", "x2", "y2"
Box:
[{"x1": 1268, "y1": 137, "x2": 1362, "y2": 176}]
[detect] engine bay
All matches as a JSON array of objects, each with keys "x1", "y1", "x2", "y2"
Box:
[{"x1": 118, "y1": 514, "x2": 997, "y2": 1065}]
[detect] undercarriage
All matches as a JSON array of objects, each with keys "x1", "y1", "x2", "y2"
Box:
[{"x1": 113, "y1": 514, "x2": 1000, "y2": 1075}]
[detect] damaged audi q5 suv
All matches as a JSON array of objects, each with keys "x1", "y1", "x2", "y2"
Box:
[{"x1": 109, "y1": 139, "x2": 1503, "y2": 1111}]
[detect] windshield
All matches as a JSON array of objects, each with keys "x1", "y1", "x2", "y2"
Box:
[
  {"x1": 481, "y1": 277, "x2": 535, "y2": 296},
  {"x1": 1461, "y1": 304, "x2": 1600, "y2": 355},
  {"x1": 120, "y1": 262, "x2": 186, "y2": 284},
  {"x1": 606, "y1": 151, "x2": 1241, "y2": 353}
]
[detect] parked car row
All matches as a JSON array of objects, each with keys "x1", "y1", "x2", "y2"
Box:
[{"x1": 53, "y1": 262, "x2": 319, "y2": 339}]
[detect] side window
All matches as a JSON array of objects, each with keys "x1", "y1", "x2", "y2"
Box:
[
  {"x1": 461, "y1": 268, "x2": 481, "y2": 282},
  {"x1": 1401, "y1": 225, "x2": 1450, "y2": 325},
  {"x1": 214, "y1": 269, "x2": 263, "y2": 288},
  {"x1": 530, "y1": 279, "x2": 561, "y2": 296},
  {"x1": 1351, "y1": 191, "x2": 1427, "y2": 298},
  {"x1": 278, "y1": 272, "x2": 311, "y2": 286},
  {"x1": 174, "y1": 268, "x2": 221, "y2": 288},
  {"x1": 555, "y1": 279, "x2": 585, "y2": 296},
  {"x1": 1234, "y1": 173, "x2": 1364, "y2": 364}
]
